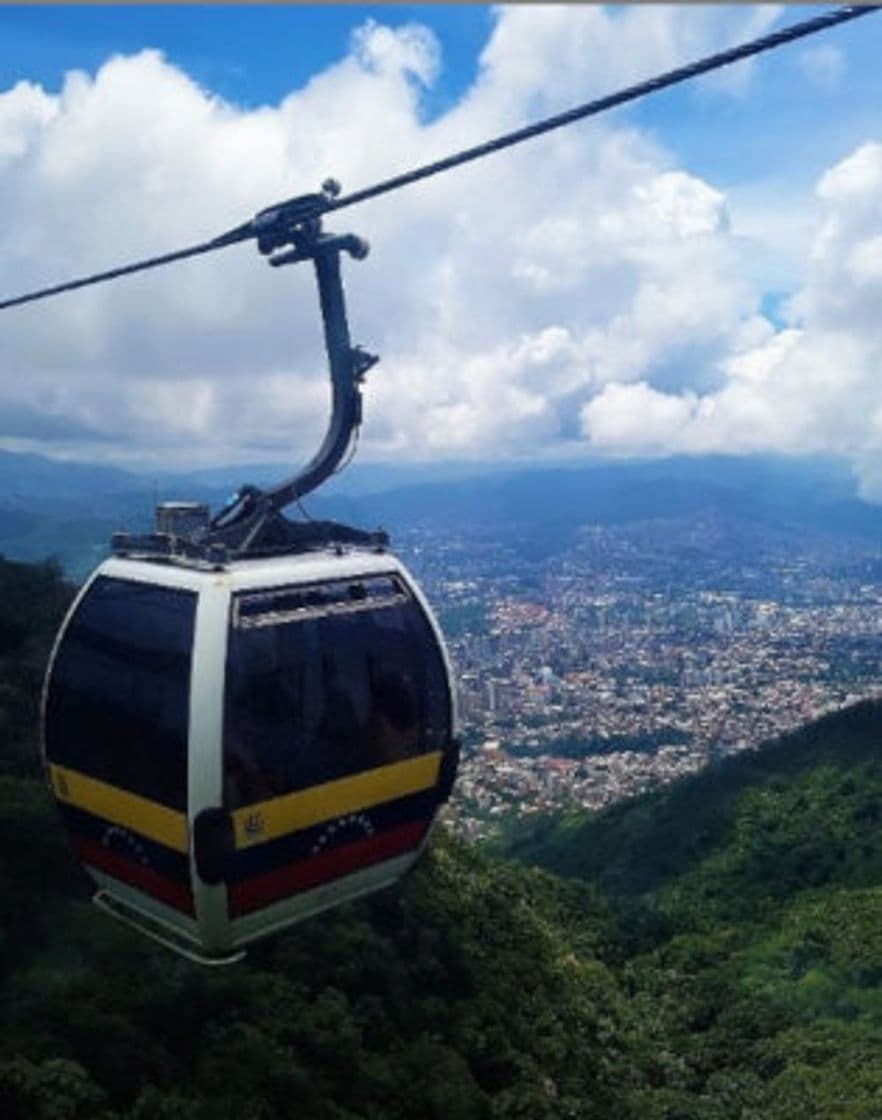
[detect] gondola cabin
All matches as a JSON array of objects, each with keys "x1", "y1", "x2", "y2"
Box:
[{"x1": 41, "y1": 549, "x2": 458, "y2": 963}]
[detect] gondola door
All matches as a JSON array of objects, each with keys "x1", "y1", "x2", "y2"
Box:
[{"x1": 220, "y1": 570, "x2": 453, "y2": 948}]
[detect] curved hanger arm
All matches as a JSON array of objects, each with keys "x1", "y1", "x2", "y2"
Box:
[
  {"x1": 264, "y1": 235, "x2": 377, "y2": 512},
  {"x1": 199, "y1": 214, "x2": 380, "y2": 554}
]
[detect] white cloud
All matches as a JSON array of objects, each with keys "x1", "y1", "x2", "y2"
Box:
[
  {"x1": 0, "y1": 80, "x2": 57, "y2": 161},
  {"x1": 575, "y1": 139, "x2": 882, "y2": 496},
  {"x1": 3, "y1": 2, "x2": 873, "y2": 485},
  {"x1": 352, "y1": 20, "x2": 440, "y2": 87},
  {"x1": 582, "y1": 381, "x2": 699, "y2": 454}
]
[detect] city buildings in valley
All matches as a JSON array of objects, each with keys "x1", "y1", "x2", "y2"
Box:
[{"x1": 401, "y1": 518, "x2": 882, "y2": 840}]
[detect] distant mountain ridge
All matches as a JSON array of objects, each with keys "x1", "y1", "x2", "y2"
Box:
[
  {"x1": 0, "y1": 448, "x2": 879, "y2": 576},
  {"x1": 0, "y1": 450, "x2": 140, "y2": 501}
]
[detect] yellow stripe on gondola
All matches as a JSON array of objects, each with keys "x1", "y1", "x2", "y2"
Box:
[
  {"x1": 231, "y1": 751, "x2": 442, "y2": 850},
  {"x1": 47, "y1": 763, "x2": 189, "y2": 854}
]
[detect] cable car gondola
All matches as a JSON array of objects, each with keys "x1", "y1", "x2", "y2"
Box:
[{"x1": 40, "y1": 188, "x2": 459, "y2": 963}]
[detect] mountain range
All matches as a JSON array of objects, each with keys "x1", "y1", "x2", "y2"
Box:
[{"x1": 0, "y1": 448, "x2": 880, "y2": 578}]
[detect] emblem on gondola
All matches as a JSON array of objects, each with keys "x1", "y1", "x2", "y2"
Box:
[
  {"x1": 310, "y1": 812, "x2": 375, "y2": 857},
  {"x1": 244, "y1": 810, "x2": 265, "y2": 837},
  {"x1": 102, "y1": 825, "x2": 150, "y2": 867}
]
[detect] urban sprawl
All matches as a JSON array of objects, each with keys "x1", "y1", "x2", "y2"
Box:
[{"x1": 400, "y1": 517, "x2": 882, "y2": 840}]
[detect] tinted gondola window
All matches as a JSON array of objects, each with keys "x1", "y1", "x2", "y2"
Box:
[
  {"x1": 44, "y1": 577, "x2": 196, "y2": 810},
  {"x1": 224, "y1": 576, "x2": 450, "y2": 808}
]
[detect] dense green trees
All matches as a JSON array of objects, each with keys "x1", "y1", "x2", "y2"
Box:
[
  {"x1": 505, "y1": 698, "x2": 882, "y2": 1116},
  {"x1": 0, "y1": 557, "x2": 72, "y2": 779},
  {"x1": 3, "y1": 554, "x2": 882, "y2": 1116}
]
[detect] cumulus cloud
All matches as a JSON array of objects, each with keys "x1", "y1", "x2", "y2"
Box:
[
  {"x1": 582, "y1": 381, "x2": 700, "y2": 453},
  {"x1": 0, "y1": 3, "x2": 857, "y2": 477},
  {"x1": 352, "y1": 19, "x2": 440, "y2": 87},
  {"x1": 578, "y1": 140, "x2": 882, "y2": 498}
]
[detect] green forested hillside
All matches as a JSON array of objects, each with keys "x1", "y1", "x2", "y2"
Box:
[
  {"x1": 3, "y1": 555, "x2": 882, "y2": 1118},
  {"x1": 503, "y1": 699, "x2": 882, "y2": 925},
  {"x1": 504, "y1": 699, "x2": 882, "y2": 1116}
]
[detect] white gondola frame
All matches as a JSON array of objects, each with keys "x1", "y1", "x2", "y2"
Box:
[{"x1": 41, "y1": 548, "x2": 457, "y2": 962}]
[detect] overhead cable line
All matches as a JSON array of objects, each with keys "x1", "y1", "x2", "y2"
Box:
[
  {"x1": 0, "y1": 3, "x2": 877, "y2": 312},
  {"x1": 326, "y1": 4, "x2": 879, "y2": 213}
]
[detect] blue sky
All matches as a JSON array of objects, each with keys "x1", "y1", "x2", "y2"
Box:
[
  {"x1": 0, "y1": 5, "x2": 491, "y2": 116},
  {"x1": 3, "y1": 4, "x2": 882, "y2": 489},
  {"x1": 2, "y1": 4, "x2": 876, "y2": 190}
]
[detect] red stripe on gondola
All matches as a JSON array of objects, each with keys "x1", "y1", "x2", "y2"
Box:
[
  {"x1": 230, "y1": 819, "x2": 428, "y2": 917},
  {"x1": 76, "y1": 838, "x2": 194, "y2": 915}
]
